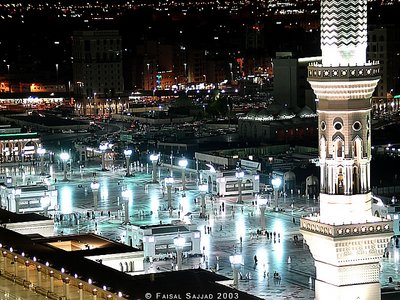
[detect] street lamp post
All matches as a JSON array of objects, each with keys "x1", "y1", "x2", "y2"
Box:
[
  {"x1": 60, "y1": 152, "x2": 70, "y2": 181},
  {"x1": 7, "y1": 64, "x2": 10, "y2": 92},
  {"x1": 124, "y1": 149, "x2": 132, "y2": 177},
  {"x1": 170, "y1": 151, "x2": 174, "y2": 176},
  {"x1": 165, "y1": 177, "x2": 174, "y2": 209},
  {"x1": 150, "y1": 154, "x2": 159, "y2": 183},
  {"x1": 229, "y1": 254, "x2": 242, "y2": 287},
  {"x1": 121, "y1": 189, "x2": 130, "y2": 224},
  {"x1": 99, "y1": 143, "x2": 108, "y2": 171},
  {"x1": 235, "y1": 169, "x2": 244, "y2": 204},
  {"x1": 15, "y1": 188, "x2": 21, "y2": 213},
  {"x1": 178, "y1": 158, "x2": 188, "y2": 190},
  {"x1": 198, "y1": 184, "x2": 208, "y2": 218},
  {"x1": 37, "y1": 147, "x2": 46, "y2": 175},
  {"x1": 90, "y1": 181, "x2": 100, "y2": 209},
  {"x1": 271, "y1": 177, "x2": 282, "y2": 211},
  {"x1": 258, "y1": 196, "x2": 267, "y2": 230},
  {"x1": 40, "y1": 194, "x2": 51, "y2": 217},
  {"x1": 174, "y1": 235, "x2": 186, "y2": 270}
]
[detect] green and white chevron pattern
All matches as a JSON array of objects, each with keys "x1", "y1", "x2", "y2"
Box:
[{"x1": 321, "y1": 0, "x2": 367, "y2": 65}]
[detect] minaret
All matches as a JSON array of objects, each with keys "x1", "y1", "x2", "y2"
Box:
[{"x1": 300, "y1": 0, "x2": 393, "y2": 299}]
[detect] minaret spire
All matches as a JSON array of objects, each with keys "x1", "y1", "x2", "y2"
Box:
[
  {"x1": 300, "y1": 0, "x2": 393, "y2": 299},
  {"x1": 321, "y1": 0, "x2": 368, "y2": 66},
  {"x1": 308, "y1": 0, "x2": 381, "y2": 225}
]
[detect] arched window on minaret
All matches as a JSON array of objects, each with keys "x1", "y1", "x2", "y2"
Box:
[
  {"x1": 337, "y1": 166, "x2": 344, "y2": 195},
  {"x1": 353, "y1": 136, "x2": 363, "y2": 159},
  {"x1": 320, "y1": 136, "x2": 327, "y2": 159},
  {"x1": 333, "y1": 137, "x2": 344, "y2": 159},
  {"x1": 320, "y1": 136, "x2": 327, "y2": 192}
]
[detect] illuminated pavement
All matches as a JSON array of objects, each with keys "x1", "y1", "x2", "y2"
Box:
[{"x1": 7, "y1": 161, "x2": 400, "y2": 299}]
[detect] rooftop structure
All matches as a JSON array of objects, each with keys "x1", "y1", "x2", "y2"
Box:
[{"x1": 0, "y1": 224, "x2": 261, "y2": 300}]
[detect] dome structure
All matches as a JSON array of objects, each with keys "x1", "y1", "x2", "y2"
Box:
[
  {"x1": 256, "y1": 109, "x2": 274, "y2": 121},
  {"x1": 297, "y1": 106, "x2": 317, "y2": 118},
  {"x1": 284, "y1": 170, "x2": 296, "y2": 181},
  {"x1": 277, "y1": 107, "x2": 295, "y2": 120}
]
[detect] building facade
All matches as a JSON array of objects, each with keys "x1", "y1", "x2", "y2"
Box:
[
  {"x1": 300, "y1": 0, "x2": 393, "y2": 299},
  {"x1": 272, "y1": 53, "x2": 321, "y2": 110},
  {"x1": 72, "y1": 30, "x2": 124, "y2": 115},
  {"x1": 367, "y1": 25, "x2": 400, "y2": 98},
  {"x1": 238, "y1": 105, "x2": 317, "y2": 144},
  {"x1": 0, "y1": 126, "x2": 41, "y2": 163},
  {"x1": 199, "y1": 169, "x2": 260, "y2": 197},
  {"x1": 125, "y1": 224, "x2": 201, "y2": 260}
]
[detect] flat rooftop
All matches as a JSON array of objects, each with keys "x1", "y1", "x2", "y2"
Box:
[
  {"x1": 0, "y1": 208, "x2": 50, "y2": 223},
  {"x1": 0, "y1": 226, "x2": 261, "y2": 299}
]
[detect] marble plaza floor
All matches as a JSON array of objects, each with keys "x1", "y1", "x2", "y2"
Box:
[{"x1": 2, "y1": 161, "x2": 400, "y2": 299}]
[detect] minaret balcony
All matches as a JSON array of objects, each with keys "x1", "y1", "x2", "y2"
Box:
[
  {"x1": 308, "y1": 62, "x2": 380, "y2": 82},
  {"x1": 300, "y1": 217, "x2": 392, "y2": 238}
]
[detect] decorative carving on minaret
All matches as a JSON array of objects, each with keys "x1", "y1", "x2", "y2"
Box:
[{"x1": 321, "y1": 0, "x2": 367, "y2": 66}]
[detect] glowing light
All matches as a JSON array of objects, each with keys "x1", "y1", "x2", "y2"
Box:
[
  {"x1": 149, "y1": 153, "x2": 159, "y2": 162},
  {"x1": 178, "y1": 158, "x2": 188, "y2": 168},
  {"x1": 124, "y1": 149, "x2": 132, "y2": 156},
  {"x1": 59, "y1": 186, "x2": 73, "y2": 214},
  {"x1": 198, "y1": 184, "x2": 208, "y2": 193},
  {"x1": 60, "y1": 152, "x2": 70, "y2": 161},
  {"x1": 121, "y1": 189, "x2": 132, "y2": 202},
  {"x1": 235, "y1": 213, "x2": 246, "y2": 241},
  {"x1": 271, "y1": 177, "x2": 282, "y2": 188}
]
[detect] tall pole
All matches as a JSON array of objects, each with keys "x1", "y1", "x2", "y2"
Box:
[
  {"x1": 152, "y1": 160, "x2": 157, "y2": 182},
  {"x1": 122, "y1": 189, "x2": 130, "y2": 224},
  {"x1": 179, "y1": 158, "x2": 188, "y2": 190},
  {"x1": 63, "y1": 160, "x2": 67, "y2": 180},
  {"x1": 238, "y1": 177, "x2": 242, "y2": 203},
  {"x1": 124, "y1": 149, "x2": 132, "y2": 177},
  {"x1": 199, "y1": 184, "x2": 208, "y2": 218},
  {"x1": 15, "y1": 192, "x2": 20, "y2": 213},
  {"x1": 272, "y1": 177, "x2": 281, "y2": 211},
  {"x1": 174, "y1": 236, "x2": 185, "y2": 270},
  {"x1": 236, "y1": 170, "x2": 244, "y2": 204},
  {"x1": 229, "y1": 254, "x2": 242, "y2": 287},
  {"x1": 150, "y1": 154, "x2": 159, "y2": 183},
  {"x1": 60, "y1": 152, "x2": 70, "y2": 181},
  {"x1": 259, "y1": 201, "x2": 267, "y2": 230},
  {"x1": 91, "y1": 181, "x2": 100, "y2": 209},
  {"x1": 7, "y1": 64, "x2": 10, "y2": 92},
  {"x1": 165, "y1": 177, "x2": 174, "y2": 209},
  {"x1": 170, "y1": 152, "x2": 173, "y2": 176},
  {"x1": 100, "y1": 143, "x2": 108, "y2": 171},
  {"x1": 37, "y1": 148, "x2": 46, "y2": 175}
]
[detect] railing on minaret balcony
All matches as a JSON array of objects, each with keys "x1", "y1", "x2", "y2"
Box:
[
  {"x1": 300, "y1": 217, "x2": 392, "y2": 237},
  {"x1": 308, "y1": 62, "x2": 380, "y2": 81}
]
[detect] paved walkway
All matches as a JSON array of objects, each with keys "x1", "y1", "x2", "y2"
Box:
[{"x1": 3, "y1": 160, "x2": 400, "y2": 299}]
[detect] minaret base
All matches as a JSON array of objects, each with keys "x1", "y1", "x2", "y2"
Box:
[
  {"x1": 315, "y1": 280, "x2": 381, "y2": 300},
  {"x1": 300, "y1": 217, "x2": 392, "y2": 300}
]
